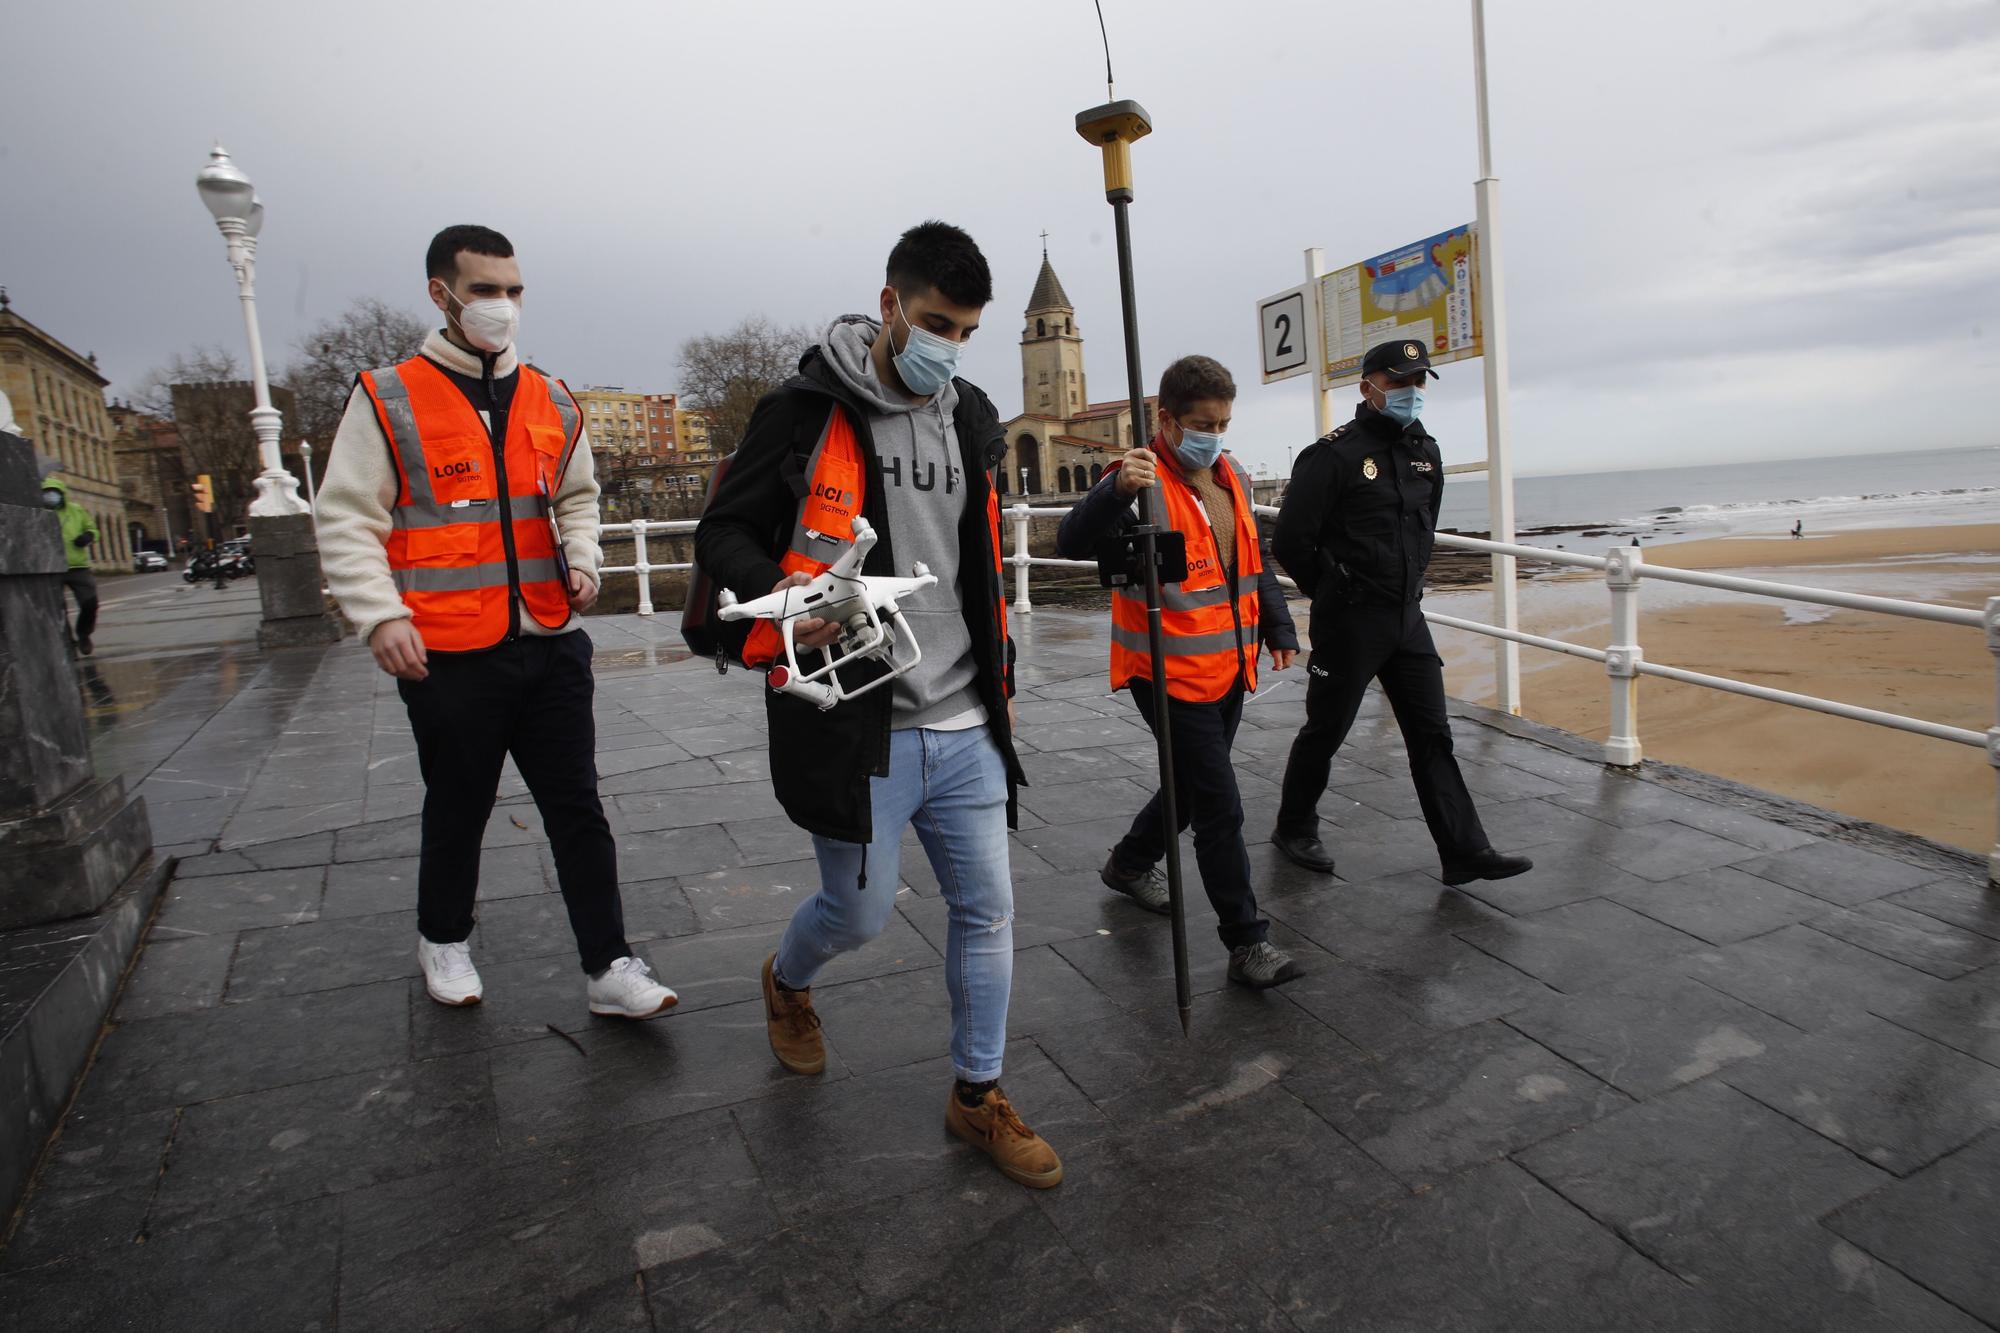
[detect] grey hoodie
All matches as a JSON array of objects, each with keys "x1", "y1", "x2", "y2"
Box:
[{"x1": 821, "y1": 316, "x2": 984, "y2": 730}]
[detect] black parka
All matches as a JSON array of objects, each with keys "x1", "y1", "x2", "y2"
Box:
[
  {"x1": 692, "y1": 348, "x2": 1022, "y2": 844},
  {"x1": 1272, "y1": 403, "x2": 1446, "y2": 608}
]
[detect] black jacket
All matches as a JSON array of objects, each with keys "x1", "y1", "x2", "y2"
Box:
[
  {"x1": 692, "y1": 347, "x2": 1022, "y2": 844},
  {"x1": 1273, "y1": 404, "x2": 1445, "y2": 609},
  {"x1": 1054, "y1": 455, "x2": 1301, "y2": 680}
]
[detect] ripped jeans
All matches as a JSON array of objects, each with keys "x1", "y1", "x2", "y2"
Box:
[{"x1": 774, "y1": 724, "x2": 1014, "y2": 1083}]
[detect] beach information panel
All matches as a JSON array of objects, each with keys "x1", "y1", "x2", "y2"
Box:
[{"x1": 1319, "y1": 223, "x2": 1482, "y2": 388}]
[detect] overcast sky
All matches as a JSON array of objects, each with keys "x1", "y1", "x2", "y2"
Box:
[{"x1": 3, "y1": 0, "x2": 1995, "y2": 479}]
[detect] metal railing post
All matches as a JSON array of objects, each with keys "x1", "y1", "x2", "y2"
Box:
[
  {"x1": 1603, "y1": 544, "x2": 1643, "y2": 767},
  {"x1": 632, "y1": 519, "x2": 654, "y2": 617},
  {"x1": 1986, "y1": 596, "x2": 1999, "y2": 887},
  {"x1": 1011, "y1": 503, "x2": 1033, "y2": 615}
]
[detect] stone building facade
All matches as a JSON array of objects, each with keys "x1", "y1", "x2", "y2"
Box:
[
  {"x1": 0, "y1": 291, "x2": 130, "y2": 569},
  {"x1": 109, "y1": 404, "x2": 193, "y2": 555}
]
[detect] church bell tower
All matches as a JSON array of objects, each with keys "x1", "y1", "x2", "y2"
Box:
[{"x1": 1020, "y1": 240, "x2": 1086, "y2": 417}]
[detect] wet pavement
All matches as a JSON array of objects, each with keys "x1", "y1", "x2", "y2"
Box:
[{"x1": 5, "y1": 578, "x2": 1999, "y2": 1330}]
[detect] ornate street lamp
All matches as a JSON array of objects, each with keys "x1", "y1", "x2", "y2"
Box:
[{"x1": 195, "y1": 143, "x2": 307, "y2": 517}]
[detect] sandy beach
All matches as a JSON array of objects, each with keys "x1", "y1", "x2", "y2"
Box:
[{"x1": 1420, "y1": 524, "x2": 1999, "y2": 854}]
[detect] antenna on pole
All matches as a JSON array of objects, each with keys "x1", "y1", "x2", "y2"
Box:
[{"x1": 1093, "y1": 0, "x2": 1115, "y2": 100}]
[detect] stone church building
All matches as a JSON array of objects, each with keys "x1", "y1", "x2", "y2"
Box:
[{"x1": 997, "y1": 250, "x2": 1157, "y2": 498}]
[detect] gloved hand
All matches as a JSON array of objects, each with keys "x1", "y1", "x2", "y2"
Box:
[{"x1": 74, "y1": 532, "x2": 94, "y2": 548}]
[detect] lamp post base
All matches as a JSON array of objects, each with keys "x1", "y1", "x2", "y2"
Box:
[
  {"x1": 248, "y1": 464, "x2": 310, "y2": 519},
  {"x1": 248, "y1": 513, "x2": 344, "y2": 649}
]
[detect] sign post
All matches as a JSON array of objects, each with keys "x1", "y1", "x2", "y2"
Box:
[
  {"x1": 1472, "y1": 0, "x2": 1521, "y2": 714},
  {"x1": 1255, "y1": 249, "x2": 1339, "y2": 441},
  {"x1": 1252, "y1": 1, "x2": 1525, "y2": 715}
]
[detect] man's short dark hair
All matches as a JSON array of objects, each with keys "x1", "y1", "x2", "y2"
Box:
[
  {"x1": 886, "y1": 221, "x2": 993, "y2": 308},
  {"x1": 426, "y1": 225, "x2": 514, "y2": 283},
  {"x1": 1158, "y1": 355, "x2": 1237, "y2": 416}
]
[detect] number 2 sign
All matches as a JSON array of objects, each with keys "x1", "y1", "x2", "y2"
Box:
[{"x1": 1257, "y1": 286, "x2": 1312, "y2": 384}]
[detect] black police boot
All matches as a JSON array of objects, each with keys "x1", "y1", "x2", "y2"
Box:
[
  {"x1": 1441, "y1": 848, "x2": 1534, "y2": 887},
  {"x1": 1272, "y1": 829, "x2": 1337, "y2": 875}
]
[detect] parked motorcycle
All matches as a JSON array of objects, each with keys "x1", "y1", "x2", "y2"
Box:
[{"x1": 182, "y1": 549, "x2": 254, "y2": 584}]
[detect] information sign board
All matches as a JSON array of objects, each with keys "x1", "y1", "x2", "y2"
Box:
[{"x1": 1318, "y1": 224, "x2": 1481, "y2": 388}]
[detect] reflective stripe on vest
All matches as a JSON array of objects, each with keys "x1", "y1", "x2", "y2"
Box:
[
  {"x1": 359, "y1": 356, "x2": 577, "y2": 652},
  {"x1": 1109, "y1": 453, "x2": 1262, "y2": 702},
  {"x1": 394, "y1": 557, "x2": 563, "y2": 594}
]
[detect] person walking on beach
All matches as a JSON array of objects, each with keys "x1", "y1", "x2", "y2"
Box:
[
  {"x1": 1270, "y1": 338, "x2": 1534, "y2": 887},
  {"x1": 1055, "y1": 355, "x2": 1306, "y2": 989},
  {"x1": 40, "y1": 477, "x2": 99, "y2": 656},
  {"x1": 315, "y1": 224, "x2": 676, "y2": 1020},
  {"x1": 1792, "y1": 520, "x2": 1803, "y2": 539},
  {"x1": 694, "y1": 221, "x2": 1062, "y2": 1190}
]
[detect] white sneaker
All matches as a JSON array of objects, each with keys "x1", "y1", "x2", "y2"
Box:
[
  {"x1": 587, "y1": 956, "x2": 678, "y2": 1019},
  {"x1": 417, "y1": 937, "x2": 483, "y2": 1007}
]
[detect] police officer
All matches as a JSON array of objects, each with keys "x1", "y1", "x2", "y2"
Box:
[{"x1": 1269, "y1": 338, "x2": 1533, "y2": 887}]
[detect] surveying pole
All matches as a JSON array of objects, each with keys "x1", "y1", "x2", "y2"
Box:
[{"x1": 1076, "y1": 96, "x2": 1193, "y2": 1037}]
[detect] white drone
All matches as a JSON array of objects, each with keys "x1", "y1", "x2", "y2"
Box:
[{"x1": 717, "y1": 517, "x2": 937, "y2": 710}]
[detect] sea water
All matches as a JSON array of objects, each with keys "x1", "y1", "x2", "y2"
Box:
[{"x1": 1437, "y1": 444, "x2": 2000, "y2": 544}]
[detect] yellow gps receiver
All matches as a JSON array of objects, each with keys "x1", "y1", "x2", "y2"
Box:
[{"x1": 1074, "y1": 99, "x2": 1152, "y2": 200}]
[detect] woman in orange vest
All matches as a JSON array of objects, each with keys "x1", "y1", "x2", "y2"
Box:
[{"x1": 1055, "y1": 355, "x2": 1305, "y2": 989}]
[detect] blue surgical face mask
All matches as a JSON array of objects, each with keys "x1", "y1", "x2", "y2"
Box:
[
  {"x1": 1378, "y1": 385, "x2": 1424, "y2": 427},
  {"x1": 1172, "y1": 427, "x2": 1224, "y2": 470},
  {"x1": 889, "y1": 293, "x2": 963, "y2": 398}
]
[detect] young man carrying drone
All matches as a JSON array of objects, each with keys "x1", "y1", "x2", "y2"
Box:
[{"x1": 693, "y1": 221, "x2": 1062, "y2": 1190}]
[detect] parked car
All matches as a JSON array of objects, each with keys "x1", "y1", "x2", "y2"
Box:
[{"x1": 133, "y1": 550, "x2": 169, "y2": 572}]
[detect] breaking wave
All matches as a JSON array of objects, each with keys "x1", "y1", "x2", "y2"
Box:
[{"x1": 1626, "y1": 486, "x2": 2000, "y2": 528}]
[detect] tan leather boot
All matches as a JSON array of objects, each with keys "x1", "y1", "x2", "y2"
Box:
[
  {"x1": 762, "y1": 953, "x2": 825, "y2": 1075},
  {"x1": 945, "y1": 1085, "x2": 1064, "y2": 1189}
]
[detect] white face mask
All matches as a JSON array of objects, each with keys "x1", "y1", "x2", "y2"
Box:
[{"x1": 444, "y1": 286, "x2": 519, "y2": 353}]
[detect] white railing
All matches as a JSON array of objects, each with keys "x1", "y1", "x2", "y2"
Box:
[
  {"x1": 594, "y1": 504, "x2": 1998, "y2": 883},
  {"x1": 1000, "y1": 501, "x2": 1999, "y2": 884},
  {"x1": 598, "y1": 519, "x2": 696, "y2": 617}
]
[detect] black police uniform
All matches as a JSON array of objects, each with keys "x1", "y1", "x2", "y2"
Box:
[{"x1": 1271, "y1": 340, "x2": 1489, "y2": 866}]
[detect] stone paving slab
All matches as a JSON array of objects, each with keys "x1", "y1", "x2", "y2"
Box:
[{"x1": 3, "y1": 604, "x2": 1996, "y2": 1329}]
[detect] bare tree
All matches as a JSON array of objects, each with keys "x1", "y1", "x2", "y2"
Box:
[
  {"x1": 676, "y1": 316, "x2": 818, "y2": 455},
  {"x1": 131, "y1": 346, "x2": 263, "y2": 531},
  {"x1": 282, "y1": 297, "x2": 430, "y2": 448}
]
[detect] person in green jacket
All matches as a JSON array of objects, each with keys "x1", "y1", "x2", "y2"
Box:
[{"x1": 41, "y1": 477, "x2": 99, "y2": 656}]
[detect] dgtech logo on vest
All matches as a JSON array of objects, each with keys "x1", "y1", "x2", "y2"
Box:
[
  {"x1": 812, "y1": 479, "x2": 856, "y2": 509},
  {"x1": 433, "y1": 458, "x2": 483, "y2": 479}
]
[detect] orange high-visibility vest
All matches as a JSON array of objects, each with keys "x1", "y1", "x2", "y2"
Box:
[
  {"x1": 1109, "y1": 448, "x2": 1263, "y2": 702},
  {"x1": 745, "y1": 404, "x2": 1007, "y2": 673},
  {"x1": 358, "y1": 356, "x2": 582, "y2": 653}
]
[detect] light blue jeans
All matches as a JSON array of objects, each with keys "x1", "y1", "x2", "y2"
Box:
[{"x1": 773, "y1": 725, "x2": 1014, "y2": 1083}]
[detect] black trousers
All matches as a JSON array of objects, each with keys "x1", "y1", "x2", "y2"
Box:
[
  {"x1": 62, "y1": 568, "x2": 99, "y2": 642},
  {"x1": 1114, "y1": 678, "x2": 1269, "y2": 951},
  {"x1": 397, "y1": 630, "x2": 630, "y2": 973},
  {"x1": 1275, "y1": 601, "x2": 1487, "y2": 860}
]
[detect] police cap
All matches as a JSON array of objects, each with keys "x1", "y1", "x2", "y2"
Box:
[{"x1": 1361, "y1": 338, "x2": 1439, "y2": 381}]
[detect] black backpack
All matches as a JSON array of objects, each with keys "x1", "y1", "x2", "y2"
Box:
[{"x1": 678, "y1": 449, "x2": 754, "y2": 671}]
